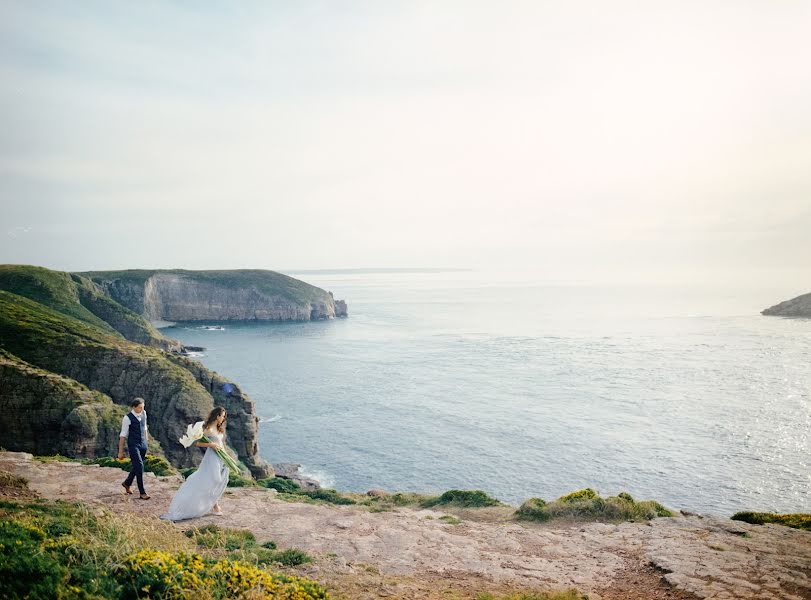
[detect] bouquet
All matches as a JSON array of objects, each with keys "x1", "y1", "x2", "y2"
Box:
[{"x1": 178, "y1": 421, "x2": 241, "y2": 474}]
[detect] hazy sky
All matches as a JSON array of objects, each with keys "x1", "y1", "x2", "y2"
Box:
[{"x1": 1, "y1": 1, "x2": 809, "y2": 286}]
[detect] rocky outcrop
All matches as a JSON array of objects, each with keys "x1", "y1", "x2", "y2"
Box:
[
  {"x1": 332, "y1": 293, "x2": 348, "y2": 318},
  {"x1": 762, "y1": 292, "x2": 811, "y2": 317},
  {"x1": 271, "y1": 462, "x2": 322, "y2": 491},
  {"x1": 167, "y1": 354, "x2": 273, "y2": 479},
  {"x1": 0, "y1": 350, "x2": 124, "y2": 458},
  {"x1": 80, "y1": 269, "x2": 348, "y2": 323}
]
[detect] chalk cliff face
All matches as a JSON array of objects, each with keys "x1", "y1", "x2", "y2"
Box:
[
  {"x1": 81, "y1": 269, "x2": 348, "y2": 322},
  {"x1": 762, "y1": 292, "x2": 811, "y2": 317}
]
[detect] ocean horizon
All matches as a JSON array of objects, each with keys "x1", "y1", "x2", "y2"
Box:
[{"x1": 165, "y1": 269, "x2": 810, "y2": 516}]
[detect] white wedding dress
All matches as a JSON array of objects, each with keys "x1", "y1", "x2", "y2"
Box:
[{"x1": 161, "y1": 430, "x2": 229, "y2": 521}]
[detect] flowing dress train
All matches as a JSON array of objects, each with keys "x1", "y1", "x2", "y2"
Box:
[{"x1": 161, "y1": 430, "x2": 229, "y2": 521}]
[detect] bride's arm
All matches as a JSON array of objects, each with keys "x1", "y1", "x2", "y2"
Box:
[{"x1": 195, "y1": 430, "x2": 221, "y2": 449}]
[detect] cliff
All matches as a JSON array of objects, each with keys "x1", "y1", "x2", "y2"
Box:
[
  {"x1": 0, "y1": 349, "x2": 124, "y2": 458},
  {"x1": 762, "y1": 291, "x2": 811, "y2": 317},
  {"x1": 0, "y1": 265, "x2": 273, "y2": 478},
  {"x1": 77, "y1": 269, "x2": 349, "y2": 322}
]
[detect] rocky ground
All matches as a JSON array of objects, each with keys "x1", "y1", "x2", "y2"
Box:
[{"x1": 1, "y1": 451, "x2": 809, "y2": 600}]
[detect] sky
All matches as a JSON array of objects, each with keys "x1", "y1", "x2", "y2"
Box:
[{"x1": 1, "y1": 1, "x2": 809, "y2": 288}]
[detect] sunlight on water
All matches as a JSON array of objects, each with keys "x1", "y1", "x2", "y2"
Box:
[{"x1": 167, "y1": 271, "x2": 811, "y2": 515}]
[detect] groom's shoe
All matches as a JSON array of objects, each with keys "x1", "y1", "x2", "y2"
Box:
[{"x1": 121, "y1": 481, "x2": 133, "y2": 495}]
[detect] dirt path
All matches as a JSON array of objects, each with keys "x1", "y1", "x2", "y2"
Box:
[{"x1": 2, "y1": 452, "x2": 809, "y2": 600}]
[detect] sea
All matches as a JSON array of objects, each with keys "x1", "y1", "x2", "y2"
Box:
[{"x1": 164, "y1": 269, "x2": 810, "y2": 516}]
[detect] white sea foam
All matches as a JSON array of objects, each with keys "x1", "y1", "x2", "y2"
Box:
[{"x1": 299, "y1": 466, "x2": 336, "y2": 489}]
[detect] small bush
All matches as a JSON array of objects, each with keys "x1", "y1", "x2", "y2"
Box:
[
  {"x1": 116, "y1": 548, "x2": 329, "y2": 598},
  {"x1": 515, "y1": 490, "x2": 671, "y2": 523},
  {"x1": 269, "y1": 547, "x2": 313, "y2": 566},
  {"x1": 516, "y1": 498, "x2": 550, "y2": 522},
  {"x1": 421, "y1": 489, "x2": 501, "y2": 508},
  {"x1": 227, "y1": 472, "x2": 256, "y2": 487},
  {"x1": 92, "y1": 455, "x2": 175, "y2": 476},
  {"x1": 259, "y1": 477, "x2": 302, "y2": 494},
  {"x1": 305, "y1": 488, "x2": 356, "y2": 505},
  {"x1": 731, "y1": 511, "x2": 811, "y2": 531}
]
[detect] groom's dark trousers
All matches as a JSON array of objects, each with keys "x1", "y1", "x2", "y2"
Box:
[{"x1": 123, "y1": 412, "x2": 148, "y2": 495}]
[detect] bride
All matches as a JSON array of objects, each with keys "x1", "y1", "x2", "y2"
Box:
[{"x1": 161, "y1": 407, "x2": 230, "y2": 521}]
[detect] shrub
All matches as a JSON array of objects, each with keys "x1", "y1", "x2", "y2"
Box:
[
  {"x1": 228, "y1": 472, "x2": 257, "y2": 487},
  {"x1": 305, "y1": 488, "x2": 356, "y2": 505},
  {"x1": 515, "y1": 498, "x2": 550, "y2": 522},
  {"x1": 268, "y1": 547, "x2": 313, "y2": 566},
  {"x1": 116, "y1": 549, "x2": 329, "y2": 599},
  {"x1": 731, "y1": 511, "x2": 811, "y2": 531},
  {"x1": 421, "y1": 489, "x2": 501, "y2": 508},
  {"x1": 515, "y1": 490, "x2": 672, "y2": 523},
  {"x1": 0, "y1": 520, "x2": 68, "y2": 599},
  {"x1": 258, "y1": 477, "x2": 302, "y2": 494},
  {"x1": 92, "y1": 455, "x2": 175, "y2": 476}
]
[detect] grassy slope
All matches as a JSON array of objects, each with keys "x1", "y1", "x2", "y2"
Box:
[
  {"x1": 0, "y1": 265, "x2": 119, "y2": 334},
  {"x1": 0, "y1": 265, "x2": 166, "y2": 347}
]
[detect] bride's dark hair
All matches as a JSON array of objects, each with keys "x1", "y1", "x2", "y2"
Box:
[{"x1": 203, "y1": 406, "x2": 227, "y2": 434}]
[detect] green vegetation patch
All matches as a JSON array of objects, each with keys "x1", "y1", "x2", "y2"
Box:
[
  {"x1": 91, "y1": 455, "x2": 175, "y2": 477},
  {"x1": 0, "y1": 471, "x2": 28, "y2": 489},
  {"x1": 0, "y1": 496, "x2": 327, "y2": 599},
  {"x1": 185, "y1": 524, "x2": 313, "y2": 567},
  {"x1": 516, "y1": 489, "x2": 672, "y2": 523},
  {"x1": 257, "y1": 478, "x2": 356, "y2": 505},
  {"x1": 420, "y1": 489, "x2": 502, "y2": 508},
  {"x1": 731, "y1": 511, "x2": 811, "y2": 531}
]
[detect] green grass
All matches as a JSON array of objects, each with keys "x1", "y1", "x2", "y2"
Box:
[
  {"x1": 515, "y1": 489, "x2": 672, "y2": 523},
  {"x1": 91, "y1": 455, "x2": 175, "y2": 477},
  {"x1": 439, "y1": 515, "x2": 462, "y2": 525},
  {"x1": 185, "y1": 524, "x2": 313, "y2": 566},
  {"x1": 731, "y1": 511, "x2": 811, "y2": 531},
  {"x1": 420, "y1": 489, "x2": 502, "y2": 508},
  {"x1": 257, "y1": 478, "x2": 356, "y2": 505},
  {"x1": 0, "y1": 493, "x2": 326, "y2": 599},
  {"x1": 0, "y1": 265, "x2": 119, "y2": 334}
]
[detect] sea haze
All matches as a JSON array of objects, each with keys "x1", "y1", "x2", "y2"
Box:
[{"x1": 165, "y1": 270, "x2": 810, "y2": 515}]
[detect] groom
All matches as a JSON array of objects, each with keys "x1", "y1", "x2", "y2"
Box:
[{"x1": 118, "y1": 397, "x2": 151, "y2": 500}]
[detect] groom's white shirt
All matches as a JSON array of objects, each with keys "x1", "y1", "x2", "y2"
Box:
[{"x1": 119, "y1": 410, "x2": 148, "y2": 439}]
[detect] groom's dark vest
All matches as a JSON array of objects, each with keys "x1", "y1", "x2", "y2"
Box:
[{"x1": 127, "y1": 412, "x2": 148, "y2": 450}]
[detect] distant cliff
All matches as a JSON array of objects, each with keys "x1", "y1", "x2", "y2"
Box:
[
  {"x1": 77, "y1": 269, "x2": 349, "y2": 322},
  {"x1": 762, "y1": 292, "x2": 811, "y2": 317}
]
